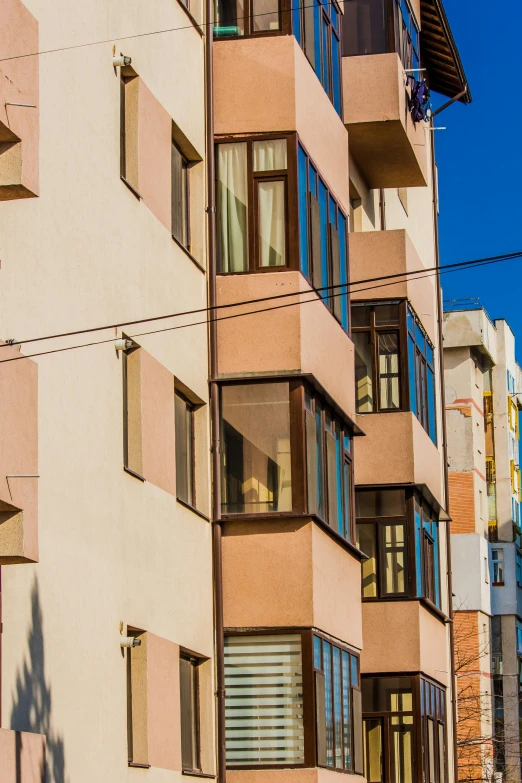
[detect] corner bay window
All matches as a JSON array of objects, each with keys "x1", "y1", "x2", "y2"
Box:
[
  {"x1": 356, "y1": 487, "x2": 441, "y2": 608},
  {"x1": 352, "y1": 301, "x2": 437, "y2": 444},
  {"x1": 213, "y1": 0, "x2": 342, "y2": 115},
  {"x1": 362, "y1": 676, "x2": 446, "y2": 783},
  {"x1": 216, "y1": 136, "x2": 349, "y2": 332},
  {"x1": 224, "y1": 632, "x2": 362, "y2": 770},
  {"x1": 343, "y1": 0, "x2": 420, "y2": 74},
  {"x1": 220, "y1": 380, "x2": 355, "y2": 544}
]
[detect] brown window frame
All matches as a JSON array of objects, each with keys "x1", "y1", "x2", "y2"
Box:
[
  {"x1": 172, "y1": 141, "x2": 191, "y2": 251},
  {"x1": 362, "y1": 674, "x2": 447, "y2": 783},
  {"x1": 223, "y1": 628, "x2": 361, "y2": 772},
  {"x1": 216, "y1": 132, "x2": 298, "y2": 275},
  {"x1": 213, "y1": 0, "x2": 292, "y2": 39},
  {"x1": 351, "y1": 300, "x2": 408, "y2": 414},
  {"x1": 175, "y1": 391, "x2": 196, "y2": 508},
  {"x1": 219, "y1": 378, "x2": 356, "y2": 549},
  {"x1": 356, "y1": 487, "x2": 443, "y2": 612},
  {"x1": 180, "y1": 652, "x2": 202, "y2": 773}
]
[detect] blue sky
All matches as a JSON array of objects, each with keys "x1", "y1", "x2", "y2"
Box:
[{"x1": 434, "y1": 0, "x2": 522, "y2": 356}]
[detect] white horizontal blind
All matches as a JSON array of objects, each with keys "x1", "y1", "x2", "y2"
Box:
[{"x1": 225, "y1": 634, "x2": 305, "y2": 766}]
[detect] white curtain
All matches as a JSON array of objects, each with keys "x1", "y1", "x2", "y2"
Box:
[
  {"x1": 253, "y1": 138, "x2": 287, "y2": 171},
  {"x1": 258, "y1": 180, "x2": 285, "y2": 267},
  {"x1": 217, "y1": 143, "x2": 248, "y2": 273}
]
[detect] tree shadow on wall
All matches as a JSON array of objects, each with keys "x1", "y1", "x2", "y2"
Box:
[{"x1": 10, "y1": 577, "x2": 68, "y2": 783}]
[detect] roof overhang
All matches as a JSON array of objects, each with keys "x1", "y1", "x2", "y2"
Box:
[{"x1": 420, "y1": 0, "x2": 472, "y2": 104}]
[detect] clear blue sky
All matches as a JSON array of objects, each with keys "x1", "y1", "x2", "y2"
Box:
[{"x1": 434, "y1": 0, "x2": 522, "y2": 356}]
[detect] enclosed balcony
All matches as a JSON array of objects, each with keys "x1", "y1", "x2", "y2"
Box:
[{"x1": 342, "y1": 0, "x2": 470, "y2": 188}]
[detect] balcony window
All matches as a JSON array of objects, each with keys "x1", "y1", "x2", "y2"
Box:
[
  {"x1": 343, "y1": 0, "x2": 420, "y2": 73},
  {"x1": 220, "y1": 380, "x2": 355, "y2": 543},
  {"x1": 213, "y1": 0, "x2": 342, "y2": 114},
  {"x1": 362, "y1": 676, "x2": 446, "y2": 783},
  {"x1": 224, "y1": 631, "x2": 362, "y2": 770},
  {"x1": 491, "y1": 548, "x2": 504, "y2": 586},
  {"x1": 297, "y1": 143, "x2": 349, "y2": 330},
  {"x1": 352, "y1": 300, "x2": 437, "y2": 444},
  {"x1": 356, "y1": 487, "x2": 441, "y2": 609},
  {"x1": 217, "y1": 135, "x2": 350, "y2": 333}
]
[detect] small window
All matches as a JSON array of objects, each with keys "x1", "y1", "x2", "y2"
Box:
[
  {"x1": 172, "y1": 143, "x2": 190, "y2": 249},
  {"x1": 492, "y1": 549, "x2": 504, "y2": 586},
  {"x1": 180, "y1": 654, "x2": 200, "y2": 772},
  {"x1": 120, "y1": 70, "x2": 140, "y2": 195},
  {"x1": 127, "y1": 629, "x2": 148, "y2": 765},
  {"x1": 175, "y1": 392, "x2": 195, "y2": 507}
]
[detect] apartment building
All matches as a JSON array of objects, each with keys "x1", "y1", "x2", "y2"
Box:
[
  {"x1": 213, "y1": 4, "x2": 468, "y2": 783},
  {"x1": 444, "y1": 307, "x2": 522, "y2": 783},
  {"x1": 0, "y1": 0, "x2": 214, "y2": 781}
]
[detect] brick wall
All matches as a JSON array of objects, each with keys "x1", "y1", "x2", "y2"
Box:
[{"x1": 449, "y1": 471, "x2": 476, "y2": 534}]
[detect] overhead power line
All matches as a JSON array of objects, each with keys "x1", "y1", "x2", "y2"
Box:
[
  {"x1": 1, "y1": 250, "x2": 520, "y2": 353},
  {"x1": 0, "y1": 251, "x2": 518, "y2": 366}
]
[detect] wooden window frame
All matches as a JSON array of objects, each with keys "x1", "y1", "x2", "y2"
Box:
[
  {"x1": 223, "y1": 628, "x2": 360, "y2": 772},
  {"x1": 175, "y1": 390, "x2": 196, "y2": 509},
  {"x1": 180, "y1": 652, "x2": 202, "y2": 773},
  {"x1": 172, "y1": 141, "x2": 191, "y2": 251},
  {"x1": 356, "y1": 487, "x2": 443, "y2": 609},
  {"x1": 219, "y1": 378, "x2": 356, "y2": 546},
  {"x1": 216, "y1": 132, "x2": 298, "y2": 276},
  {"x1": 352, "y1": 300, "x2": 407, "y2": 414},
  {"x1": 213, "y1": 0, "x2": 292, "y2": 39},
  {"x1": 362, "y1": 674, "x2": 447, "y2": 783}
]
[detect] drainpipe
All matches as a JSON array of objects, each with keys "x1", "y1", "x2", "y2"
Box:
[
  {"x1": 429, "y1": 109, "x2": 458, "y2": 783},
  {"x1": 205, "y1": 5, "x2": 226, "y2": 783}
]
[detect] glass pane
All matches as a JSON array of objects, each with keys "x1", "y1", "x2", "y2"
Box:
[
  {"x1": 333, "y1": 647, "x2": 343, "y2": 768},
  {"x1": 175, "y1": 394, "x2": 194, "y2": 506},
  {"x1": 337, "y1": 213, "x2": 348, "y2": 330},
  {"x1": 315, "y1": 400, "x2": 325, "y2": 519},
  {"x1": 357, "y1": 523, "x2": 378, "y2": 598},
  {"x1": 427, "y1": 719, "x2": 435, "y2": 783},
  {"x1": 414, "y1": 499, "x2": 423, "y2": 596},
  {"x1": 172, "y1": 145, "x2": 189, "y2": 247},
  {"x1": 353, "y1": 332, "x2": 374, "y2": 413},
  {"x1": 292, "y1": 0, "x2": 302, "y2": 43},
  {"x1": 375, "y1": 303, "x2": 400, "y2": 326},
  {"x1": 224, "y1": 634, "x2": 304, "y2": 765},
  {"x1": 330, "y1": 225, "x2": 342, "y2": 323},
  {"x1": 310, "y1": 194, "x2": 323, "y2": 293},
  {"x1": 258, "y1": 180, "x2": 286, "y2": 267},
  {"x1": 427, "y1": 366, "x2": 437, "y2": 445},
  {"x1": 342, "y1": 0, "x2": 387, "y2": 57},
  {"x1": 214, "y1": 0, "x2": 245, "y2": 35},
  {"x1": 438, "y1": 723, "x2": 446, "y2": 783},
  {"x1": 383, "y1": 523, "x2": 406, "y2": 595},
  {"x1": 323, "y1": 642, "x2": 334, "y2": 766},
  {"x1": 362, "y1": 677, "x2": 412, "y2": 713},
  {"x1": 304, "y1": 0, "x2": 316, "y2": 69},
  {"x1": 408, "y1": 334, "x2": 417, "y2": 415},
  {"x1": 298, "y1": 145, "x2": 309, "y2": 278},
  {"x1": 351, "y1": 304, "x2": 371, "y2": 328},
  {"x1": 221, "y1": 383, "x2": 292, "y2": 513},
  {"x1": 351, "y1": 655, "x2": 359, "y2": 688},
  {"x1": 363, "y1": 719, "x2": 383, "y2": 782},
  {"x1": 391, "y1": 725, "x2": 413, "y2": 783},
  {"x1": 252, "y1": 0, "x2": 280, "y2": 31},
  {"x1": 331, "y1": 33, "x2": 341, "y2": 114},
  {"x1": 217, "y1": 143, "x2": 248, "y2": 272},
  {"x1": 318, "y1": 180, "x2": 329, "y2": 297},
  {"x1": 321, "y1": 16, "x2": 330, "y2": 95},
  {"x1": 378, "y1": 332, "x2": 400, "y2": 410},
  {"x1": 253, "y1": 139, "x2": 287, "y2": 171},
  {"x1": 326, "y1": 426, "x2": 343, "y2": 533},
  {"x1": 306, "y1": 411, "x2": 319, "y2": 515},
  {"x1": 356, "y1": 488, "x2": 406, "y2": 518},
  {"x1": 343, "y1": 459, "x2": 352, "y2": 543},
  {"x1": 342, "y1": 652, "x2": 351, "y2": 769},
  {"x1": 314, "y1": 635, "x2": 322, "y2": 669},
  {"x1": 180, "y1": 657, "x2": 198, "y2": 770}
]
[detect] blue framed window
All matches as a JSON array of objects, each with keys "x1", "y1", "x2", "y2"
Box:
[
  {"x1": 407, "y1": 305, "x2": 437, "y2": 444},
  {"x1": 297, "y1": 142, "x2": 349, "y2": 332},
  {"x1": 298, "y1": 0, "x2": 343, "y2": 115}
]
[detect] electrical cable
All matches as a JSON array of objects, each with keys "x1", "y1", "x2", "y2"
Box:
[
  {"x1": 0, "y1": 252, "x2": 516, "y2": 366},
  {"x1": 1, "y1": 250, "x2": 521, "y2": 352}
]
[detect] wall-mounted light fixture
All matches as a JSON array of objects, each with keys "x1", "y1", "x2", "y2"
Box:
[
  {"x1": 114, "y1": 338, "x2": 135, "y2": 352},
  {"x1": 112, "y1": 54, "x2": 132, "y2": 68},
  {"x1": 120, "y1": 636, "x2": 141, "y2": 648}
]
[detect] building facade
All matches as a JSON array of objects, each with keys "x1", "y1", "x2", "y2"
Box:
[
  {"x1": 0, "y1": 0, "x2": 470, "y2": 782},
  {"x1": 444, "y1": 308, "x2": 522, "y2": 783}
]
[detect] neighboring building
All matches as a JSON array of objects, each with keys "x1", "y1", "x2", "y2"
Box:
[
  {"x1": 0, "y1": 0, "x2": 471, "y2": 782},
  {"x1": 444, "y1": 307, "x2": 522, "y2": 782},
  {"x1": 0, "y1": 0, "x2": 214, "y2": 780}
]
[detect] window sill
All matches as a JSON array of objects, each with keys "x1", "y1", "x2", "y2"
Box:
[
  {"x1": 124, "y1": 466, "x2": 146, "y2": 482},
  {"x1": 492, "y1": 582, "x2": 505, "y2": 587},
  {"x1": 182, "y1": 771, "x2": 216, "y2": 779},
  {"x1": 172, "y1": 235, "x2": 206, "y2": 274},
  {"x1": 121, "y1": 177, "x2": 142, "y2": 200},
  {"x1": 129, "y1": 762, "x2": 151, "y2": 768},
  {"x1": 177, "y1": 496, "x2": 211, "y2": 521}
]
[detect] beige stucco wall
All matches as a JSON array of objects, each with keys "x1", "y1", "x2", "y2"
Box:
[
  {"x1": 0, "y1": 1, "x2": 212, "y2": 782},
  {"x1": 222, "y1": 519, "x2": 363, "y2": 650},
  {"x1": 361, "y1": 601, "x2": 448, "y2": 685}
]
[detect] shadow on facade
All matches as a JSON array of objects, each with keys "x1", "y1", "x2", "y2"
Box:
[{"x1": 10, "y1": 577, "x2": 68, "y2": 783}]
